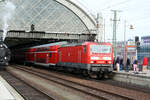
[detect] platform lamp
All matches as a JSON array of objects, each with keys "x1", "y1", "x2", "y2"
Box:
[{"x1": 130, "y1": 25, "x2": 134, "y2": 30}]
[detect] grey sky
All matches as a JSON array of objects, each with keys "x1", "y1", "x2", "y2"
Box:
[{"x1": 74, "y1": 0, "x2": 150, "y2": 41}]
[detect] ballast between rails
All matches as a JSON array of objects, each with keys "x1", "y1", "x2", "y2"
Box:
[
  {"x1": 0, "y1": 70, "x2": 54, "y2": 100},
  {"x1": 12, "y1": 66, "x2": 134, "y2": 100}
]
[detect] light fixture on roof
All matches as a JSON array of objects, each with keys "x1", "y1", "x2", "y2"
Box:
[{"x1": 130, "y1": 25, "x2": 134, "y2": 29}]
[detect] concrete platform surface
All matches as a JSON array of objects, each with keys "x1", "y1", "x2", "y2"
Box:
[
  {"x1": 114, "y1": 70, "x2": 150, "y2": 78},
  {"x1": 0, "y1": 81, "x2": 14, "y2": 100},
  {"x1": 0, "y1": 76, "x2": 24, "y2": 100},
  {"x1": 113, "y1": 70, "x2": 150, "y2": 88}
]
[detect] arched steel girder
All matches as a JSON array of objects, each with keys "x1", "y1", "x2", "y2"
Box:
[{"x1": 55, "y1": 0, "x2": 97, "y2": 33}]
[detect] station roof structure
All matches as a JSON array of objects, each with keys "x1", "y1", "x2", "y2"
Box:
[
  {"x1": 0, "y1": 0, "x2": 99, "y2": 47},
  {"x1": 0, "y1": 0, "x2": 97, "y2": 33}
]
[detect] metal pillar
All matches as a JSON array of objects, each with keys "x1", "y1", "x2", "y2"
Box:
[{"x1": 111, "y1": 10, "x2": 121, "y2": 58}]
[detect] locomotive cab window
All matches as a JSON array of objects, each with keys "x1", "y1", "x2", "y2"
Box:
[{"x1": 90, "y1": 45, "x2": 111, "y2": 53}]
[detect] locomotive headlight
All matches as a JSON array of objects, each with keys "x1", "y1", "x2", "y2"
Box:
[
  {"x1": 108, "y1": 61, "x2": 111, "y2": 64},
  {"x1": 4, "y1": 57, "x2": 7, "y2": 60},
  {"x1": 103, "y1": 57, "x2": 111, "y2": 60},
  {"x1": 91, "y1": 61, "x2": 94, "y2": 63}
]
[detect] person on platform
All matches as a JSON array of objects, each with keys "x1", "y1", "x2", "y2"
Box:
[
  {"x1": 120, "y1": 58, "x2": 123, "y2": 71},
  {"x1": 113, "y1": 58, "x2": 115, "y2": 70},
  {"x1": 115, "y1": 57, "x2": 120, "y2": 71},
  {"x1": 133, "y1": 58, "x2": 138, "y2": 74},
  {"x1": 142, "y1": 57, "x2": 148, "y2": 73},
  {"x1": 126, "y1": 58, "x2": 130, "y2": 72}
]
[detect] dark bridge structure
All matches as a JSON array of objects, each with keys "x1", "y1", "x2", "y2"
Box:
[
  {"x1": 0, "y1": 0, "x2": 100, "y2": 48},
  {"x1": 5, "y1": 30, "x2": 96, "y2": 48}
]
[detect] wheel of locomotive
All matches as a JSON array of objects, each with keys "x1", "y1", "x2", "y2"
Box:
[
  {"x1": 97, "y1": 71, "x2": 104, "y2": 79},
  {"x1": 82, "y1": 70, "x2": 89, "y2": 77},
  {"x1": 24, "y1": 62, "x2": 29, "y2": 66},
  {"x1": 0, "y1": 66, "x2": 6, "y2": 71}
]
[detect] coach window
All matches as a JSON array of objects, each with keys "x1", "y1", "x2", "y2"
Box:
[
  {"x1": 49, "y1": 53, "x2": 52, "y2": 58},
  {"x1": 83, "y1": 45, "x2": 86, "y2": 53}
]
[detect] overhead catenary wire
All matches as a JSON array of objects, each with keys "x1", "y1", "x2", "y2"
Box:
[
  {"x1": 129, "y1": 15, "x2": 150, "y2": 24},
  {"x1": 101, "y1": 0, "x2": 132, "y2": 10}
]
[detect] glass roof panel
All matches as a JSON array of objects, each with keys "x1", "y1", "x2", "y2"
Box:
[{"x1": 0, "y1": 0, "x2": 88, "y2": 33}]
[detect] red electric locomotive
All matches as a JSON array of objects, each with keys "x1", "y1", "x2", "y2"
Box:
[{"x1": 57, "y1": 42, "x2": 113, "y2": 78}]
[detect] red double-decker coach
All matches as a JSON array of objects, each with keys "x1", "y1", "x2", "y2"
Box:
[{"x1": 26, "y1": 42, "x2": 67, "y2": 67}]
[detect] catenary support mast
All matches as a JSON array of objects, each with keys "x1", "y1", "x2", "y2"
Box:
[{"x1": 111, "y1": 10, "x2": 121, "y2": 58}]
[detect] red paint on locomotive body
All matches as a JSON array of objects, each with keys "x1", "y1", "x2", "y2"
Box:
[{"x1": 57, "y1": 42, "x2": 113, "y2": 72}]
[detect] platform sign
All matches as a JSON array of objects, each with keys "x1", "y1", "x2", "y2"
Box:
[
  {"x1": 127, "y1": 41, "x2": 135, "y2": 46},
  {"x1": 126, "y1": 45, "x2": 136, "y2": 52}
]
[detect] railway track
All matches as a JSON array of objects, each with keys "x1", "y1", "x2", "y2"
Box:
[
  {"x1": 0, "y1": 71, "x2": 54, "y2": 100},
  {"x1": 9, "y1": 65, "x2": 134, "y2": 100}
]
